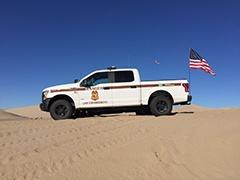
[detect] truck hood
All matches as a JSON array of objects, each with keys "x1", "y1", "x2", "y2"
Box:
[{"x1": 43, "y1": 83, "x2": 78, "y2": 92}]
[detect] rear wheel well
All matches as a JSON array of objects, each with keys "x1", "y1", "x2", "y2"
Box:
[
  {"x1": 148, "y1": 91, "x2": 173, "y2": 105},
  {"x1": 48, "y1": 95, "x2": 75, "y2": 111}
]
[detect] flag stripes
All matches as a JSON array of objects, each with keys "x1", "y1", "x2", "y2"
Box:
[{"x1": 189, "y1": 49, "x2": 216, "y2": 76}]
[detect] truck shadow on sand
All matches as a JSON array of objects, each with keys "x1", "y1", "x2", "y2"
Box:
[
  {"x1": 170, "y1": 111, "x2": 194, "y2": 115},
  {"x1": 51, "y1": 111, "x2": 195, "y2": 120},
  {"x1": 83, "y1": 111, "x2": 195, "y2": 118}
]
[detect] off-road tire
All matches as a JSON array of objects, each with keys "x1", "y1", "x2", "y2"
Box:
[
  {"x1": 50, "y1": 99, "x2": 73, "y2": 120},
  {"x1": 149, "y1": 96, "x2": 172, "y2": 116}
]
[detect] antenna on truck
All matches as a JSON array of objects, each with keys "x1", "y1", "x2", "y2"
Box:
[{"x1": 107, "y1": 66, "x2": 117, "y2": 70}]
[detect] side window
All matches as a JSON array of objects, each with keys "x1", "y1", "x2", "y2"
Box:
[
  {"x1": 114, "y1": 71, "x2": 134, "y2": 83},
  {"x1": 81, "y1": 72, "x2": 109, "y2": 86}
]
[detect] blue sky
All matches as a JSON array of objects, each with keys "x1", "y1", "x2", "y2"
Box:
[{"x1": 0, "y1": 0, "x2": 240, "y2": 108}]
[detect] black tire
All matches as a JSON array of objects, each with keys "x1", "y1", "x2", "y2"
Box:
[
  {"x1": 149, "y1": 96, "x2": 172, "y2": 116},
  {"x1": 49, "y1": 99, "x2": 74, "y2": 120}
]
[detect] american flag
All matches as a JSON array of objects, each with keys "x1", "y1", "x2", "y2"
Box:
[{"x1": 189, "y1": 48, "x2": 216, "y2": 76}]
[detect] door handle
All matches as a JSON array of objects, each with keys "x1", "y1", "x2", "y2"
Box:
[{"x1": 130, "y1": 86, "x2": 137, "y2": 88}]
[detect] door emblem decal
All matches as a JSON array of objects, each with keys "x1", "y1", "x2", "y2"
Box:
[{"x1": 91, "y1": 90, "x2": 99, "y2": 101}]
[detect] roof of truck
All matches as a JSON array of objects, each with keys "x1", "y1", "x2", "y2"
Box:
[{"x1": 95, "y1": 67, "x2": 138, "y2": 72}]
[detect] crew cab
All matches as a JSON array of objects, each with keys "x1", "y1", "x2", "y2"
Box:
[{"x1": 40, "y1": 67, "x2": 192, "y2": 120}]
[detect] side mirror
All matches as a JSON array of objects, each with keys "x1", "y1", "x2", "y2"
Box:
[{"x1": 74, "y1": 79, "x2": 79, "y2": 83}]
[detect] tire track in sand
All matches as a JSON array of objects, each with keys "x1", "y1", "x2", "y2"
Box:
[
  {"x1": 0, "y1": 117, "x2": 134, "y2": 165},
  {"x1": 2, "y1": 118, "x2": 151, "y2": 180},
  {"x1": 0, "y1": 116, "x2": 132, "y2": 149}
]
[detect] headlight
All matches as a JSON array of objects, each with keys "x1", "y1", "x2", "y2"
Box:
[{"x1": 42, "y1": 90, "x2": 49, "y2": 100}]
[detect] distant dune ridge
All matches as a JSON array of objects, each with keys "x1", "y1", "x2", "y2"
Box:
[
  {"x1": 0, "y1": 109, "x2": 26, "y2": 120},
  {"x1": 5, "y1": 105, "x2": 50, "y2": 119},
  {"x1": 173, "y1": 104, "x2": 212, "y2": 113},
  {"x1": 0, "y1": 105, "x2": 240, "y2": 180}
]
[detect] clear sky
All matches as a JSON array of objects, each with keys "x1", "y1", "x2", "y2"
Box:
[{"x1": 0, "y1": 0, "x2": 240, "y2": 108}]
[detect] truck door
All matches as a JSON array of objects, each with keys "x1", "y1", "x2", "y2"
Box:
[
  {"x1": 111, "y1": 71, "x2": 141, "y2": 107},
  {"x1": 78, "y1": 72, "x2": 112, "y2": 108}
]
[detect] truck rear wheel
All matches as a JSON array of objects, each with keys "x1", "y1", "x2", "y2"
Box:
[
  {"x1": 150, "y1": 96, "x2": 172, "y2": 116},
  {"x1": 49, "y1": 99, "x2": 73, "y2": 120}
]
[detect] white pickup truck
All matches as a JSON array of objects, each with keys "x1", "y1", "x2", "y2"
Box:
[{"x1": 40, "y1": 67, "x2": 192, "y2": 120}]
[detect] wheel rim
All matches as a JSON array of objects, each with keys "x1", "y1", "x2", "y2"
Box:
[
  {"x1": 55, "y1": 105, "x2": 68, "y2": 117},
  {"x1": 156, "y1": 100, "x2": 168, "y2": 113}
]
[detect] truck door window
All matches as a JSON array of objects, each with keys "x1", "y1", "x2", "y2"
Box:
[
  {"x1": 82, "y1": 72, "x2": 109, "y2": 87},
  {"x1": 114, "y1": 71, "x2": 134, "y2": 83}
]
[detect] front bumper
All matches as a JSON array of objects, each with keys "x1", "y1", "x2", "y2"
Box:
[{"x1": 40, "y1": 98, "x2": 51, "y2": 112}]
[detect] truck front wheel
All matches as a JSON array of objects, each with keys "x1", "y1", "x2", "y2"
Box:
[
  {"x1": 49, "y1": 99, "x2": 74, "y2": 120},
  {"x1": 150, "y1": 96, "x2": 172, "y2": 116}
]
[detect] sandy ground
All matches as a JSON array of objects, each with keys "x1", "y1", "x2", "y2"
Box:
[{"x1": 0, "y1": 105, "x2": 240, "y2": 180}]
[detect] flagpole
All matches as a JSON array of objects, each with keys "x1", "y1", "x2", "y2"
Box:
[{"x1": 188, "y1": 48, "x2": 191, "y2": 94}]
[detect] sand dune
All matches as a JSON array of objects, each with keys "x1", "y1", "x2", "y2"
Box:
[
  {"x1": 0, "y1": 105, "x2": 240, "y2": 180},
  {"x1": 0, "y1": 110, "x2": 27, "y2": 120},
  {"x1": 5, "y1": 105, "x2": 50, "y2": 119},
  {"x1": 173, "y1": 104, "x2": 208, "y2": 112}
]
